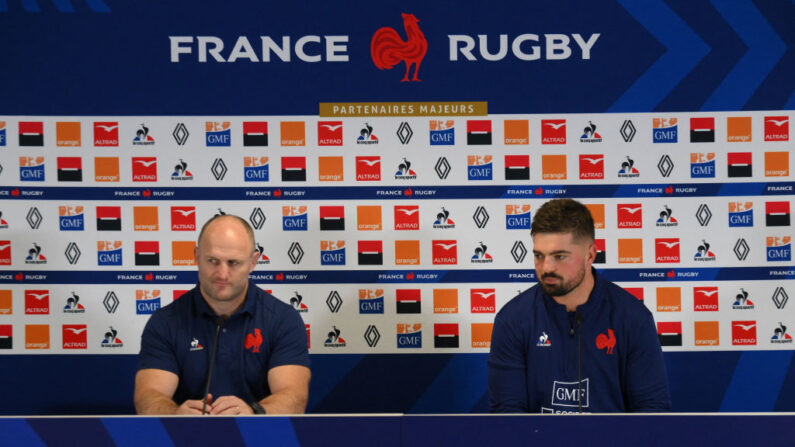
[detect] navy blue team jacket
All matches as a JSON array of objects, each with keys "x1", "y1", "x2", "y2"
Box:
[{"x1": 488, "y1": 269, "x2": 671, "y2": 413}]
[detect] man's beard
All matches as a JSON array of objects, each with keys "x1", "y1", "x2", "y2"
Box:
[{"x1": 539, "y1": 269, "x2": 585, "y2": 297}]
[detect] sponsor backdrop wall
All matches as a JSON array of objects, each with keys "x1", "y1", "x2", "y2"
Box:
[{"x1": 0, "y1": 0, "x2": 793, "y2": 414}]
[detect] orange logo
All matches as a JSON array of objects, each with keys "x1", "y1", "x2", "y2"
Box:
[
  {"x1": 205, "y1": 121, "x2": 230, "y2": 132},
  {"x1": 394, "y1": 240, "x2": 420, "y2": 265},
  {"x1": 371, "y1": 13, "x2": 428, "y2": 82},
  {"x1": 0, "y1": 290, "x2": 11, "y2": 315},
  {"x1": 653, "y1": 118, "x2": 677, "y2": 128},
  {"x1": 280, "y1": 121, "x2": 305, "y2": 146},
  {"x1": 318, "y1": 156, "x2": 344, "y2": 181},
  {"x1": 430, "y1": 120, "x2": 454, "y2": 131},
  {"x1": 765, "y1": 151, "x2": 789, "y2": 177},
  {"x1": 617, "y1": 239, "x2": 643, "y2": 264},
  {"x1": 172, "y1": 241, "x2": 196, "y2": 266},
  {"x1": 726, "y1": 117, "x2": 751, "y2": 142},
  {"x1": 694, "y1": 321, "x2": 720, "y2": 346},
  {"x1": 433, "y1": 289, "x2": 458, "y2": 314},
  {"x1": 504, "y1": 120, "x2": 529, "y2": 145},
  {"x1": 656, "y1": 287, "x2": 681, "y2": 312},
  {"x1": 56, "y1": 122, "x2": 81, "y2": 147},
  {"x1": 471, "y1": 323, "x2": 493, "y2": 348},
  {"x1": 25, "y1": 324, "x2": 49, "y2": 349},
  {"x1": 94, "y1": 157, "x2": 120, "y2": 182},
  {"x1": 395, "y1": 241, "x2": 420, "y2": 265},
  {"x1": 542, "y1": 154, "x2": 567, "y2": 180},
  {"x1": 584, "y1": 203, "x2": 605, "y2": 229},
  {"x1": 357, "y1": 206, "x2": 382, "y2": 231},
  {"x1": 133, "y1": 206, "x2": 159, "y2": 231}
]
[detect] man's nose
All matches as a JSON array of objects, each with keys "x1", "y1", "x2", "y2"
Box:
[
  {"x1": 541, "y1": 257, "x2": 557, "y2": 272},
  {"x1": 215, "y1": 263, "x2": 230, "y2": 279}
]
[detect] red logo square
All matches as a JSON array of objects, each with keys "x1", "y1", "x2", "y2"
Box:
[
  {"x1": 655, "y1": 238, "x2": 680, "y2": 263},
  {"x1": 541, "y1": 119, "x2": 566, "y2": 144},
  {"x1": 171, "y1": 206, "x2": 197, "y2": 231},
  {"x1": 0, "y1": 241, "x2": 10, "y2": 265},
  {"x1": 62, "y1": 324, "x2": 88, "y2": 349},
  {"x1": 432, "y1": 240, "x2": 457, "y2": 265},
  {"x1": 579, "y1": 154, "x2": 604, "y2": 179},
  {"x1": 132, "y1": 157, "x2": 158, "y2": 182},
  {"x1": 25, "y1": 289, "x2": 49, "y2": 314},
  {"x1": 394, "y1": 205, "x2": 420, "y2": 230},
  {"x1": 318, "y1": 121, "x2": 343, "y2": 146},
  {"x1": 94, "y1": 122, "x2": 119, "y2": 146},
  {"x1": 356, "y1": 156, "x2": 381, "y2": 181},
  {"x1": 732, "y1": 321, "x2": 756, "y2": 345},
  {"x1": 617, "y1": 203, "x2": 643, "y2": 228},
  {"x1": 764, "y1": 116, "x2": 789, "y2": 141},
  {"x1": 693, "y1": 286, "x2": 719, "y2": 311},
  {"x1": 470, "y1": 288, "x2": 496, "y2": 313}
]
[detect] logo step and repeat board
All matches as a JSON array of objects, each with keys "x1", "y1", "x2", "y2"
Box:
[{"x1": 0, "y1": 108, "x2": 792, "y2": 354}]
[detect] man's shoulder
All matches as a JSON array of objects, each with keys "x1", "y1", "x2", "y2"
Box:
[
  {"x1": 250, "y1": 286, "x2": 298, "y2": 318},
  {"x1": 497, "y1": 285, "x2": 543, "y2": 320}
]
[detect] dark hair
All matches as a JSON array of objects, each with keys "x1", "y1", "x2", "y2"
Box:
[
  {"x1": 531, "y1": 199, "x2": 595, "y2": 242},
  {"x1": 197, "y1": 214, "x2": 257, "y2": 253}
]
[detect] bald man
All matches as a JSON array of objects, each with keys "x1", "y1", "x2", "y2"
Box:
[{"x1": 134, "y1": 215, "x2": 310, "y2": 415}]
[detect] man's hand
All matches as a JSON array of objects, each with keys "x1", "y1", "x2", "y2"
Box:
[
  {"x1": 209, "y1": 395, "x2": 253, "y2": 415},
  {"x1": 177, "y1": 396, "x2": 212, "y2": 415}
]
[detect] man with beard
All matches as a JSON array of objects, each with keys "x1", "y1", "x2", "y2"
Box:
[
  {"x1": 135, "y1": 215, "x2": 310, "y2": 415},
  {"x1": 488, "y1": 199, "x2": 670, "y2": 413}
]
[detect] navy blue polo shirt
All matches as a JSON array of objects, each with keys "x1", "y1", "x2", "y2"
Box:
[{"x1": 138, "y1": 280, "x2": 309, "y2": 405}]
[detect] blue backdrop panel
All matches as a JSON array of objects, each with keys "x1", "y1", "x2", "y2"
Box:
[
  {"x1": 0, "y1": 0, "x2": 793, "y2": 114},
  {"x1": 2, "y1": 352, "x2": 795, "y2": 415}
]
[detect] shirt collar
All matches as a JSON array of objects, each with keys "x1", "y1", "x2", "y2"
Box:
[
  {"x1": 193, "y1": 279, "x2": 258, "y2": 318},
  {"x1": 542, "y1": 267, "x2": 604, "y2": 314}
]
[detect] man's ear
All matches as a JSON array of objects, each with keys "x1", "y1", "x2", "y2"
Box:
[
  {"x1": 249, "y1": 249, "x2": 260, "y2": 272},
  {"x1": 586, "y1": 241, "x2": 597, "y2": 266}
]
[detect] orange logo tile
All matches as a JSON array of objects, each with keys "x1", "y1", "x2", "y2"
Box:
[
  {"x1": 694, "y1": 321, "x2": 719, "y2": 346},
  {"x1": 25, "y1": 324, "x2": 49, "y2": 349},
  {"x1": 433, "y1": 289, "x2": 458, "y2": 314},
  {"x1": 726, "y1": 117, "x2": 751, "y2": 142},
  {"x1": 56, "y1": 122, "x2": 81, "y2": 147},
  {"x1": 764, "y1": 151, "x2": 789, "y2": 177},
  {"x1": 318, "y1": 156, "x2": 344, "y2": 181},
  {"x1": 94, "y1": 157, "x2": 120, "y2": 182},
  {"x1": 656, "y1": 287, "x2": 681, "y2": 312},
  {"x1": 280, "y1": 121, "x2": 305, "y2": 146},
  {"x1": 133, "y1": 206, "x2": 159, "y2": 231},
  {"x1": 504, "y1": 120, "x2": 529, "y2": 145},
  {"x1": 617, "y1": 238, "x2": 643, "y2": 264},
  {"x1": 541, "y1": 154, "x2": 567, "y2": 180},
  {"x1": 0, "y1": 290, "x2": 11, "y2": 315},
  {"x1": 394, "y1": 240, "x2": 420, "y2": 265},
  {"x1": 585, "y1": 203, "x2": 605, "y2": 229},
  {"x1": 172, "y1": 241, "x2": 196, "y2": 266},
  {"x1": 471, "y1": 323, "x2": 493, "y2": 348},
  {"x1": 357, "y1": 206, "x2": 382, "y2": 231}
]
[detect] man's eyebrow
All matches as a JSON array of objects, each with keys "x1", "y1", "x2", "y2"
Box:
[{"x1": 532, "y1": 250, "x2": 572, "y2": 255}]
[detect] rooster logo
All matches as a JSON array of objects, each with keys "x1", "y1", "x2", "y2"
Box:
[
  {"x1": 245, "y1": 328, "x2": 263, "y2": 353},
  {"x1": 596, "y1": 329, "x2": 616, "y2": 354},
  {"x1": 371, "y1": 13, "x2": 428, "y2": 82}
]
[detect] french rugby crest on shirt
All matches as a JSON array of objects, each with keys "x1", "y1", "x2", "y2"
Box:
[
  {"x1": 596, "y1": 329, "x2": 616, "y2": 354},
  {"x1": 245, "y1": 328, "x2": 263, "y2": 353}
]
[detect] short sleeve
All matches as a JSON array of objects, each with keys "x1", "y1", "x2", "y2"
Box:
[
  {"x1": 138, "y1": 310, "x2": 179, "y2": 374},
  {"x1": 267, "y1": 306, "x2": 310, "y2": 370}
]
